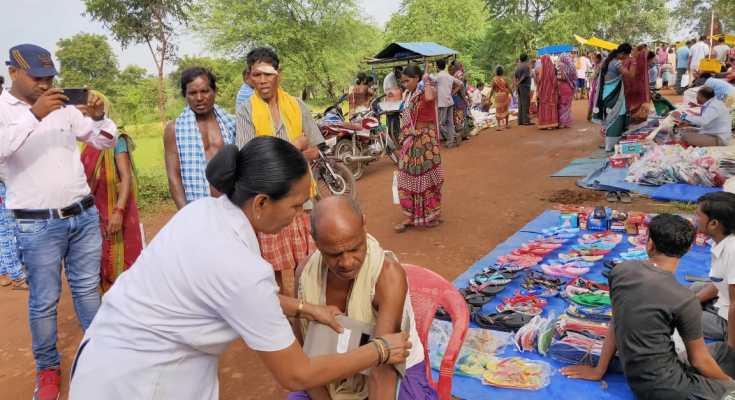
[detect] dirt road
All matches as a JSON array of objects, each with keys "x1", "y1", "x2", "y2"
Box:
[{"x1": 0, "y1": 99, "x2": 663, "y2": 399}]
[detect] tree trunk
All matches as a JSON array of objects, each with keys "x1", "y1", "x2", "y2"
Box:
[{"x1": 157, "y1": 66, "x2": 166, "y2": 127}]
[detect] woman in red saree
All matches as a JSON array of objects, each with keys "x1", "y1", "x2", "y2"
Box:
[
  {"x1": 623, "y1": 46, "x2": 651, "y2": 124},
  {"x1": 537, "y1": 55, "x2": 559, "y2": 129},
  {"x1": 81, "y1": 129, "x2": 143, "y2": 291}
]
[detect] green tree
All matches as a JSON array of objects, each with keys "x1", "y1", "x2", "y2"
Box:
[
  {"x1": 385, "y1": 0, "x2": 489, "y2": 80},
  {"x1": 170, "y1": 55, "x2": 244, "y2": 113},
  {"x1": 118, "y1": 65, "x2": 148, "y2": 83},
  {"x1": 56, "y1": 33, "x2": 119, "y2": 94},
  {"x1": 673, "y1": 0, "x2": 734, "y2": 37},
  {"x1": 198, "y1": 0, "x2": 383, "y2": 99},
  {"x1": 84, "y1": 0, "x2": 196, "y2": 124}
]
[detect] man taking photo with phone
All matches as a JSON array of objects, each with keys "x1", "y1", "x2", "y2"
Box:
[{"x1": 0, "y1": 44, "x2": 118, "y2": 400}]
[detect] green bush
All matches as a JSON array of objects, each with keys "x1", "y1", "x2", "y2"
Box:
[{"x1": 137, "y1": 172, "x2": 171, "y2": 212}]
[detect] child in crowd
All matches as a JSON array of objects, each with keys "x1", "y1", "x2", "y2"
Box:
[
  {"x1": 562, "y1": 214, "x2": 735, "y2": 400},
  {"x1": 692, "y1": 192, "x2": 735, "y2": 345}
]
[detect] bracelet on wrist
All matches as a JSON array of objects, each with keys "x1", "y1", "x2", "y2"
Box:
[
  {"x1": 113, "y1": 206, "x2": 125, "y2": 215},
  {"x1": 295, "y1": 299, "x2": 305, "y2": 319},
  {"x1": 370, "y1": 340, "x2": 385, "y2": 366},
  {"x1": 375, "y1": 336, "x2": 391, "y2": 364}
]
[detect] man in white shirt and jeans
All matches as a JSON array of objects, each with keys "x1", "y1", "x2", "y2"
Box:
[
  {"x1": 0, "y1": 44, "x2": 117, "y2": 400},
  {"x1": 434, "y1": 59, "x2": 462, "y2": 148}
]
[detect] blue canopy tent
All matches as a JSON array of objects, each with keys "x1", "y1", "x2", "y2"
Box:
[
  {"x1": 537, "y1": 44, "x2": 576, "y2": 56},
  {"x1": 366, "y1": 42, "x2": 459, "y2": 68}
]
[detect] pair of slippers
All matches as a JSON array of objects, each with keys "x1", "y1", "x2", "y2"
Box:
[
  {"x1": 606, "y1": 191, "x2": 632, "y2": 203},
  {"x1": 474, "y1": 309, "x2": 535, "y2": 332}
]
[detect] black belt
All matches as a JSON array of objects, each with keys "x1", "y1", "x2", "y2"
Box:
[{"x1": 13, "y1": 195, "x2": 95, "y2": 220}]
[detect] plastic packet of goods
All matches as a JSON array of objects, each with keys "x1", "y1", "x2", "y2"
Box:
[{"x1": 482, "y1": 356, "x2": 554, "y2": 391}]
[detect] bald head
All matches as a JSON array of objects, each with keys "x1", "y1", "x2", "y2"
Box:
[{"x1": 310, "y1": 196, "x2": 364, "y2": 241}]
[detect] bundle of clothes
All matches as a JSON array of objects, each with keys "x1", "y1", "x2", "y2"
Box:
[{"x1": 626, "y1": 144, "x2": 735, "y2": 187}]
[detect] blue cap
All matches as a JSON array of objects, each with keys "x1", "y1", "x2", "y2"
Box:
[{"x1": 5, "y1": 44, "x2": 57, "y2": 78}]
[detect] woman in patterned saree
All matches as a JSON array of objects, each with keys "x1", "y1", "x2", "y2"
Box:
[
  {"x1": 80, "y1": 94, "x2": 142, "y2": 290},
  {"x1": 394, "y1": 64, "x2": 444, "y2": 233},
  {"x1": 558, "y1": 54, "x2": 577, "y2": 128},
  {"x1": 593, "y1": 43, "x2": 636, "y2": 151}
]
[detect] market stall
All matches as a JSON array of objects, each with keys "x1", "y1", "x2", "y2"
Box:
[{"x1": 429, "y1": 208, "x2": 713, "y2": 399}]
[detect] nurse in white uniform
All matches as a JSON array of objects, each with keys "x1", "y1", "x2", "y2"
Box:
[{"x1": 69, "y1": 137, "x2": 411, "y2": 399}]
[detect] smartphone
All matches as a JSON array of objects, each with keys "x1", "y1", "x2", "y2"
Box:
[{"x1": 62, "y1": 88, "x2": 89, "y2": 105}]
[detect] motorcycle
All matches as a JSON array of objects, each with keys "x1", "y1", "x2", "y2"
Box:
[
  {"x1": 316, "y1": 95, "x2": 399, "y2": 180},
  {"x1": 311, "y1": 143, "x2": 357, "y2": 201}
]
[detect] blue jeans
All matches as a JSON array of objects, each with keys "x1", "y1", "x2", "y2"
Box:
[{"x1": 16, "y1": 206, "x2": 102, "y2": 370}]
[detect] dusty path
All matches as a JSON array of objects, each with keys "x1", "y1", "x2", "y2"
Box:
[{"x1": 0, "y1": 98, "x2": 669, "y2": 399}]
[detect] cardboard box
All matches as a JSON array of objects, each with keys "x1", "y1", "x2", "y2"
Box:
[{"x1": 619, "y1": 140, "x2": 643, "y2": 155}]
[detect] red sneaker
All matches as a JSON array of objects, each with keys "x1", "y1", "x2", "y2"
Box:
[{"x1": 34, "y1": 368, "x2": 60, "y2": 400}]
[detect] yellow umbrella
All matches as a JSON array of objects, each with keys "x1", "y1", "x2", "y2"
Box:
[
  {"x1": 574, "y1": 35, "x2": 589, "y2": 46},
  {"x1": 586, "y1": 37, "x2": 618, "y2": 51}
]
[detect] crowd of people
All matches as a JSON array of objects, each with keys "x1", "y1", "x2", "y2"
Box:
[
  {"x1": 2, "y1": 32, "x2": 735, "y2": 400},
  {"x1": 0, "y1": 42, "x2": 450, "y2": 400}
]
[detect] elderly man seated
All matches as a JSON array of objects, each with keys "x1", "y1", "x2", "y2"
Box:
[
  {"x1": 291, "y1": 196, "x2": 437, "y2": 400},
  {"x1": 673, "y1": 86, "x2": 733, "y2": 147}
]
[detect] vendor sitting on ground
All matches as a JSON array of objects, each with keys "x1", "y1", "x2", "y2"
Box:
[
  {"x1": 291, "y1": 196, "x2": 436, "y2": 400},
  {"x1": 702, "y1": 73, "x2": 735, "y2": 109},
  {"x1": 562, "y1": 214, "x2": 735, "y2": 400},
  {"x1": 672, "y1": 86, "x2": 733, "y2": 147}
]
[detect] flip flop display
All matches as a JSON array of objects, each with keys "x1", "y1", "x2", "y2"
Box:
[{"x1": 454, "y1": 214, "x2": 654, "y2": 378}]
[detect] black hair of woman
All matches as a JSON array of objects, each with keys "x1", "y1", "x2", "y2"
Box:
[
  {"x1": 403, "y1": 63, "x2": 423, "y2": 78},
  {"x1": 496, "y1": 66, "x2": 504, "y2": 76},
  {"x1": 206, "y1": 137, "x2": 308, "y2": 206}
]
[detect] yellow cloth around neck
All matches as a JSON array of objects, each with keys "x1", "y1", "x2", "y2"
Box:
[
  {"x1": 250, "y1": 86, "x2": 318, "y2": 197},
  {"x1": 250, "y1": 87, "x2": 302, "y2": 142}
]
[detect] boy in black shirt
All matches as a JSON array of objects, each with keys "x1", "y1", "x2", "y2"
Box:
[{"x1": 562, "y1": 214, "x2": 735, "y2": 400}]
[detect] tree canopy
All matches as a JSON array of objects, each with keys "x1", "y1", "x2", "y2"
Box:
[
  {"x1": 197, "y1": 0, "x2": 383, "y2": 99},
  {"x1": 56, "y1": 33, "x2": 119, "y2": 94}
]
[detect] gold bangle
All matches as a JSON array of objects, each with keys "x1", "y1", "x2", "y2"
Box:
[
  {"x1": 296, "y1": 299, "x2": 304, "y2": 318},
  {"x1": 375, "y1": 337, "x2": 390, "y2": 365},
  {"x1": 370, "y1": 340, "x2": 384, "y2": 366}
]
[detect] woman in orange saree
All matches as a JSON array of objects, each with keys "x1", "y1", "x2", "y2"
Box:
[
  {"x1": 81, "y1": 130, "x2": 143, "y2": 291},
  {"x1": 537, "y1": 55, "x2": 559, "y2": 129}
]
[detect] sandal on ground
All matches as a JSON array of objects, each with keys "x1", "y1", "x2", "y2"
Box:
[
  {"x1": 394, "y1": 222, "x2": 412, "y2": 233},
  {"x1": 0, "y1": 275, "x2": 11, "y2": 287},
  {"x1": 605, "y1": 191, "x2": 619, "y2": 202},
  {"x1": 11, "y1": 279, "x2": 28, "y2": 290},
  {"x1": 618, "y1": 191, "x2": 632, "y2": 203},
  {"x1": 425, "y1": 219, "x2": 444, "y2": 228}
]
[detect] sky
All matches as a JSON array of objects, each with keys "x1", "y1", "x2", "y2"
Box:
[{"x1": 0, "y1": 0, "x2": 400, "y2": 82}]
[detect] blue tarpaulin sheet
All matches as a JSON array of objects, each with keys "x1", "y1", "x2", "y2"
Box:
[
  {"x1": 577, "y1": 161, "x2": 724, "y2": 202},
  {"x1": 437, "y1": 210, "x2": 711, "y2": 400},
  {"x1": 537, "y1": 44, "x2": 576, "y2": 56},
  {"x1": 650, "y1": 184, "x2": 722, "y2": 203},
  {"x1": 576, "y1": 161, "x2": 658, "y2": 196},
  {"x1": 552, "y1": 151, "x2": 608, "y2": 177}
]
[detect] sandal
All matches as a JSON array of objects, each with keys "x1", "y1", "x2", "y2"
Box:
[
  {"x1": 618, "y1": 191, "x2": 632, "y2": 204},
  {"x1": 460, "y1": 289, "x2": 495, "y2": 307},
  {"x1": 0, "y1": 275, "x2": 11, "y2": 287},
  {"x1": 394, "y1": 222, "x2": 412, "y2": 233},
  {"x1": 11, "y1": 279, "x2": 28, "y2": 290},
  {"x1": 474, "y1": 310, "x2": 534, "y2": 331},
  {"x1": 605, "y1": 191, "x2": 620, "y2": 202}
]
